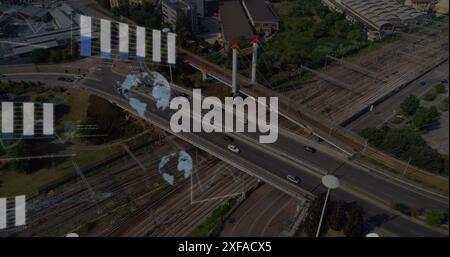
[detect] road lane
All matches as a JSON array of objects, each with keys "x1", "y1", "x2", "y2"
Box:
[{"x1": 1, "y1": 69, "x2": 447, "y2": 236}]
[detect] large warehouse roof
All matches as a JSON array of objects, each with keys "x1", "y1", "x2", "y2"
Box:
[
  {"x1": 340, "y1": 0, "x2": 425, "y2": 30},
  {"x1": 219, "y1": 0, "x2": 253, "y2": 42}
]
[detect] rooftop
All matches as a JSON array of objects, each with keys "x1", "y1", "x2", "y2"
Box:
[
  {"x1": 219, "y1": 0, "x2": 253, "y2": 42},
  {"x1": 242, "y1": 0, "x2": 278, "y2": 23},
  {"x1": 162, "y1": 0, "x2": 192, "y2": 11},
  {"x1": 340, "y1": 0, "x2": 425, "y2": 30}
]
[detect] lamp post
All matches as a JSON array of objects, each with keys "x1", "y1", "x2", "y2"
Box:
[{"x1": 316, "y1": 174, "x2": 340, "y2": 237}]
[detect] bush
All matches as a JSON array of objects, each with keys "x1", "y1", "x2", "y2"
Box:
[
  {"x1": 423, "y1": 92, "x2": 437, "y2": 102},
  {"x1": 425, "y1": 210, "x2": 444, "y2": 227},
  {"x1": 435, "y1": 84, "x2": 446, "y2": 94},
  {"x1": 31, "y1": 48, "x2": 50, "y2": 63},
  {"x1": 360, "y1": 127, "x2": 447, "y2": 174},
  {"x1": 439, "y1": 97, "x2": 449, "y2": 112},
  {"x1": 400, "y1": 95, "x2": 420, "y2": 115},
  {"x1": 412, "y1": 106, "x2": 438, "y2": 130},
  {"x1": 391, "y1": 115, "x2": 404, "y2": 124}
]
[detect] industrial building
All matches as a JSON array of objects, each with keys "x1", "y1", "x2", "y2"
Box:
[
  {"x1": 404, "y1": 0, "x2": 432, "y2": 12},
  {"x1": 0, "y1": 2, "x2": 79, "y2": 58},
  {"x1": 161, "y1": 0, "x2": 198, "y2": 32},
  {"x1": 218, "y1": 0, "x2": 253, "y2": 49},
  {"x1": 241, "y1": 0, "x2": 279, "y2": 37},
  {"x1": 330, "y1": 0, "x2": 426, "y2": 32}
]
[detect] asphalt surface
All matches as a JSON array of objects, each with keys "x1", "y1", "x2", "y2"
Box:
[{"x1": 1, "y1": 63, "x2": 448, "y2": 236}]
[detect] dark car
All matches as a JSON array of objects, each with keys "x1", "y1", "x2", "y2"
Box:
[
  {"x1": 57, "y1": 77, "x2": 66, "y2": 81},
  {"x1": 286, "y1": 174, "x2": 302, "y2": 184},
  {"x1": 420, "y1": 81, "x2": 426, "y2": 86},
  {"x1": 303, "y1": 146, "x2": 316, "y2": 153}
]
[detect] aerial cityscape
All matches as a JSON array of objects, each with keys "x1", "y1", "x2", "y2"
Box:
[{"x1": 0, "y1": 0, "x2": 448, "y2": 244}]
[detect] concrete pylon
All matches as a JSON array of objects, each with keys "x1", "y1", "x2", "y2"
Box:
[
  {"x1": 201, "y1": 69, "x2": 208, "y2": 80},
  {"x1": 250, "y1": 35, "x2": 259, "y2": 85},
  {"x1": 231, "y1": 40, "x2": 239, "y2": 96}
]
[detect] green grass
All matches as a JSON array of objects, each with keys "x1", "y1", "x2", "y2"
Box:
[
  {"x1": 191, "y1": 199, "x2": 236, "y2": 237},
  {"x1": 391, "y1": 115, "x2": 405, "y2": 124}
]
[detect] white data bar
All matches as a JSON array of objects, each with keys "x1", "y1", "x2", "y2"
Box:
[
  {"x1": 100, "y1": 19, "x2": 111, "y2": 58},
  {"x1": 23, "y1": 102, "x2": 34, "y2": 136},
  {"x1": 136, "y1": 26, "x2": 146, "y2": 60},
  {"x1": 43, "y1": 103, "x2": 54, "y2": 135},
  {"x1": 119, "y1": 22, "x2": 129, "y2": 59},
  {"x1": 0, "y1": 198, "x2": 6, "y2": 229},
  {"x1": 1, "y1": 102, "x2": 14, "y2": 134},
  {"x1": 80, "y1": 15, "x2": 92, "y2": 57},
  {"x1": 15, "y1": 195, "x2": 26, "y2": 226},
  {"x1": 152, "y1": 29, "x2": 161, "y2": 63},
  {"x1": 167, "y1": 32, "x2": 176, "y2": 64}
]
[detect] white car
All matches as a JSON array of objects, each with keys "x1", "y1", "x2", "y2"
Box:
[{"x1": 227, "y1": 144, "x2": 240, "y2": 153}]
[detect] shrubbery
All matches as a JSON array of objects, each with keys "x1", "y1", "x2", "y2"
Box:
[{"x1": 360, "y1": 127, "x2": 448, "y2": 175}]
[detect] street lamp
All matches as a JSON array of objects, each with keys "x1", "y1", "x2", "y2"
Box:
[{"x1": 316, "y1": 174, "x2": 340, "y2": 237}]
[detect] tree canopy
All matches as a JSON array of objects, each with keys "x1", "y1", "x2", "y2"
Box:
[
  {"x1": 400, "y1": 95, "x2": 420, "y2": 115},
  {"x1": 360, "y1": 127, "x2": 448, "y2": 175}
]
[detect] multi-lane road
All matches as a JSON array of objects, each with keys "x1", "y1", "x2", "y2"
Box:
[{"x1": 1, "y1": 61, "x2": 448, "y2": 236}]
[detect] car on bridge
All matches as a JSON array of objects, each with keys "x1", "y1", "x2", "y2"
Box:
[
  {"x1": 223, "y1": 135, "x2": 234, "y2": 142},
  {"x1": 227, "y1": 144, "x2": 240, "y2": 153},
  {"x1": 303, "y1": 146, "x2": 316, "y2": 153},
  {"x1": 286, "y1": 174, "x2": 301, "y2": 184}
]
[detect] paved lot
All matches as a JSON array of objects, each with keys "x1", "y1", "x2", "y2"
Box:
[{"x1": 421, "y1": 90, "x2": 449, "y2": 155}]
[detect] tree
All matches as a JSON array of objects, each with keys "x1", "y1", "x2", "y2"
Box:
[
  {"x1": 334, "y1": 20, "x2": 349, "y2": 38},
  {"x1": 347, "y1": 29, "x2": 366, "y2": 44},
  {"x1": 31, "y1": 48, "x2": 50, "y2": 63},
  {"x1": 311, "y1": 21, "x2": 328, "y2": 38},
  {"x1": 326, "y1": 200, "x2": 347, "y2": 231},
  {"x1": 413, "y1": 106, "x2": 438, "y2": 130},
  {"x1": 400, "y1": 95, "x2": 420, "y2": 115},
  {"x1": 300, "y1": 192, "x2": 328, "y2": 236},
  {"x1": 343, "y1": 202, "x2": 365, "y2": 237},
  {"x1": 84, "y1": 95, "x2": 128, "y2": 144},
  {"x1": 175, "y1": 12, "x2": 193, "y2": 46},
  {"x1": 359, "y1": 127, "x2": 388, "y2": 147},
  {"x1": 5, "y1": 139, "x2": 52, "y2": 173},
  {"x1": 425, "y1": 209, "x2": 444, "y2": 227}
]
